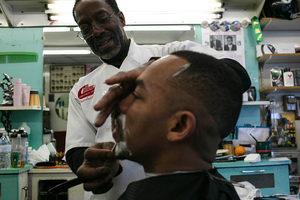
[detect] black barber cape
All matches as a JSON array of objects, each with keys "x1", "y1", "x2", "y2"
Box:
[{"x1": 118, "y1": 168, "x2": 240, "y2": 200}]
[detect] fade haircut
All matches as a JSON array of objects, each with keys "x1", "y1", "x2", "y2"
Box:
[
  {"x1": 169, "y1": 51, "x2": 243, "y2": 139},
  {"x1": 73, "y1": 0, "x2": 120, "y2": 22}
]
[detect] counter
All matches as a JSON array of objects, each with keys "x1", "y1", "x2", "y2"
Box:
[
  {"x1": 213, "y1": 158, "x2": 291, "y2": 196},
  {"x1": 0, "y1": 164, "x2": 33, "y2": 174},
  {"x1": 0, "y1": 164, "x2": 33, "y2": 200}
]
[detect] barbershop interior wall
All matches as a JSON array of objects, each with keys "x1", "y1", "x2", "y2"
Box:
[
  {"x1": 195, "y1": 25, "x2": 261, "y2": 131},
  {"x1": 260, "y1": 30, "x2": 300, "y2": 148},
  {"x1": 1, "y1": 27, "x2": 297, "y2": 150},
  {"x1": 44, "y1": 25, "x2": 262, "y2": 136},
  {"x1": 43, "y1": 63, "x2": 101, "y2": 132},
  {"x1": 0, "y1": 28, "x2": 44, "y2": 150}
]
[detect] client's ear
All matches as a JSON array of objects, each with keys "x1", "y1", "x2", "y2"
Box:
[{"x1": 167, "y1": 111, "x2": 196, "y2": 142}]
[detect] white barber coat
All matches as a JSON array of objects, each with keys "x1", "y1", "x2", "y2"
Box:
[{"x1": 66, "y1": 39, "x2": 228, "y2": 200}]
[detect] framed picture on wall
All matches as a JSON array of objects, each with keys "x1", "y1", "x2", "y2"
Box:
[{"x1": 50, "y1": 65, "x2": 86, "y2": 93}]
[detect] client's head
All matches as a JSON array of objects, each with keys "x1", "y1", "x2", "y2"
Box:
[{"x1": 114, "y1": 50, "x2": 244, "y2": 173}]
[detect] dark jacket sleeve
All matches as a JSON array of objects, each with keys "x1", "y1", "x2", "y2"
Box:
[{"x1": 66, "y1": 147, "x2": 87, "y2": 174}]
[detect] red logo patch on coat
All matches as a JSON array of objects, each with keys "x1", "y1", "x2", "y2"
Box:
[{"x1": 78, "y1": 84, "x2": 95, "y2": 99}]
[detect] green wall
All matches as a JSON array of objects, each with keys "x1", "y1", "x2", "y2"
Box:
[
  {"x1": 0, "y1": 26, "x2": 260, "y2": 148},
  {"x1": 0, "y1": 28, "x2": 44, "y2": 149}
]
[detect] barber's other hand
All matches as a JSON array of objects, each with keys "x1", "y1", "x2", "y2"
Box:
[
  {"x1": 76, "y1": 142, "x2": 119, "y2": 194},
  {"x1": 94, "y1": 59, "x2": 155, "y2": 127}
]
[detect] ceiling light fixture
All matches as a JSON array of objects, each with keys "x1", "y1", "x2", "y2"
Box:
[
  {"x1": 47, "y1": 2, "x2": 73, "y2": 9},
  {"x1": 117, "y1": 1, "x2": 224, "y2": 12},
  {"x1": 43, "y1": 27, "x2": 70, "y2": 32},
  {"x1": 124, "y1": 25, "x2": 192, "y2": 31},
  {"x1": 48, "y1": 14, "x2": 74, "y2": 22},
  {"x1": 124, "y1": 13, "x2": 222, "y2": 25},
  {"x1": 47, "y1": 0, "x2": 224, "y2": 24}
]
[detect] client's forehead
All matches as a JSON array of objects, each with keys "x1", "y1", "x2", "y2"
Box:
[{"x1": 144, "y1": 55, "x2": 189, "y2": 80}]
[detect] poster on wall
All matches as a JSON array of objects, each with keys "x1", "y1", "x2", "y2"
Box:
[
  {"x1": 50, "y1": 65, "x2": 86, "y2": 93},
  {"x1": 202, "y1": 28, "x2": 245, "y2": 68}
]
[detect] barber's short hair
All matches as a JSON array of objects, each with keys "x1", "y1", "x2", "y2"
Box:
[
  {"x1": 169, "y1": 51, "x2": 243, "y2": 139},
  {"x1": 73, "y1": 0, "x2": 120, "y2": 22},
  {"x1": 227, "y1": 36, "x2": 233, "y2": 40}
]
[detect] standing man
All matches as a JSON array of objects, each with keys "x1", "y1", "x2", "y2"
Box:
[
  {"x1": 66, "y1": 0, "x2": 244, "y2": 199},
  {"x1": 224, "y1": 36, "x2": 237, "y2": 51}
]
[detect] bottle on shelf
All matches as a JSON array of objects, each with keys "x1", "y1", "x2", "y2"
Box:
[
  {"x1": 0, "y1": 130, "x2": 11, "y2": 169},
  {"x1": 13, "y1": 78, "x2": 22, "y2": 106},
  {"x1": 50, "y1": 130, "x2": 56, "y2": 150},
  {"x1": 18, "y1": 122, "x2": 30, "y2": 164},
  {"x1": 11, "y1": 133, "x2": 26, "y2": 168},
  {"x1": 283, "y1": 68, "x2": 294, "y2": 87}
]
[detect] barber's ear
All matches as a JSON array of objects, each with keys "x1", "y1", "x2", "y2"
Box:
[
  {"x1": 167, "y1": 111, "x2": 196, "y2": 142},
  {"x1": 118, "y1": 11, "x2": 126, "y2": 27}
]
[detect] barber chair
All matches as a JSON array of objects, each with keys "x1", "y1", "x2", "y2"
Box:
[{"x1": 46, "y1": 177, "x2": 82, "y2": 200}]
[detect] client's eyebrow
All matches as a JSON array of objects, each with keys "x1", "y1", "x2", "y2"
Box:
[{"x1": 135, "y1": 79, "x2": 145, "y2": 89}]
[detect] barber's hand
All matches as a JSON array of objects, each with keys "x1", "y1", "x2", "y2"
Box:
[
  {"x1": 94, "y1": 59, "x2": 155, "y2": 127},
  {"x1": 76, "y1": 142, "x2": 119, "y2": 194}
]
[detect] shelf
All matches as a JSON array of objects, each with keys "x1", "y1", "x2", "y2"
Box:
[
  {"x1": 0, "y1": 52, "x2": 38, "y2": 63},
  {"x1": 260, "y1": 18, "x2": 300, "y2": 31},
  {"x1": 258, "y1": 53, "x2": 300, "y2": 65},
  {"x1": 242, "y1": 101, "x2": 270, "y2": 105},
  {"x1": 260, "y1": 86, "x2": 300, "y2": 95},
  {"x1": 43, "y1": 107, "x2": 50, "y2": 111},
  {"x1": 0, "y1": 106, "x2": 41, "y2": 110}
]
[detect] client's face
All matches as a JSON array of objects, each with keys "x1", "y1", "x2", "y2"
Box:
[{"x1": 112, "y1": 55, "x2": 189, "y2": 163}]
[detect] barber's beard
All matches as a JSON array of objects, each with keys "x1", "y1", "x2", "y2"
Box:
[
  {"x1": 114, "y1": 113, "x2": 133, "y2": 159},
  {"x1": 100, "y1": 43, "x2": 121, "y2": 60},
  {"x1": 99, "y1": 28, "x2": 125, "y2": 60}
]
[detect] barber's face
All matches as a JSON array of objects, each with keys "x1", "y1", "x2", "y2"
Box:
[
  {"x1": 115, "y1": 56, "x2": 189, "y2": 162},
  {"x1": 227, "y1": 37, "x2": 233, "y2": 45},
  {"x1": 74, "y1": 0, "x2": 127, "y2": 60}
]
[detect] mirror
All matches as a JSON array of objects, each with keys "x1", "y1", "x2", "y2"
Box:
[{"x1": 55, "y1": 94, "x2": 69, "y2": 120}]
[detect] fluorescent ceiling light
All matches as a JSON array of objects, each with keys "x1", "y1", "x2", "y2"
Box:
[
  {"x1": 124, "y1": 26, "x2": 192, "y2": 31},
  {"x1": 43, "y1": 50, "x2": 91, "y2": 55},
  {"x1": 47, "y1": 2, "x2": 73, "y2": 9},
  {"x1": 49, "y1": 13, "x2": 221, "y2": 25},
  {"x1": 49, "y1": 15, "x2": 74, "y2": 21},
  {"x1": 47, "y1": 0, "x2": 224, "y2": 24},
  {"x1": 43, "y1": 27, "x2": 70, "y2": 32},
  {"x1": 118, "y1": 1, "x2": 223, "y2": 12},
  {"x1": 73, "y1": 27, "x2": 81, "y2": 32},
  {"x1": 73, "y1": 26, "x2": 192, "y2": 32},
  {"x1": 125, "y1": 13, "x2": 222, "y2": 25}
]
